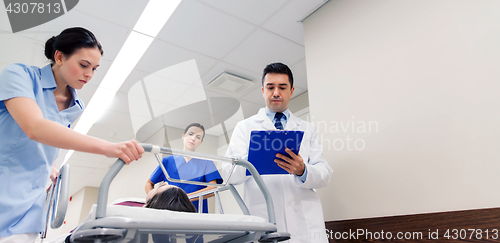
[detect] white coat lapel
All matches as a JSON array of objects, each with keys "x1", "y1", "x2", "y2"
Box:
[
  {"x1": 285, "y1": 112, "x2": 300, "y2": 130},
  {"x1": 255, "y1": 108, "x2": 276, "y2": 130}
]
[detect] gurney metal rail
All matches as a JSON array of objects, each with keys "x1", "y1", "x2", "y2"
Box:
[
  {"x1": 187, "y1": 184, "x2": 249, "y2": 216},
  {"x1": 70, "y1": 143, "x2": 290, "y2": 243},
  {"x1": 41, "y1": 164, "x2": 70, "y2": 241}
]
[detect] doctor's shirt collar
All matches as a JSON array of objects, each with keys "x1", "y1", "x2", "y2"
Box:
[{"x1": 265, "y1": 106, "x2": 290, "y2": 121}]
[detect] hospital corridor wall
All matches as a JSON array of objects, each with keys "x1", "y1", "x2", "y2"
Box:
[{"x1": 303, "y1": 0, "x2": 500, "y2": 222}]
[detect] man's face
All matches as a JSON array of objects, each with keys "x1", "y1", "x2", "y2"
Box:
[{"x1": 262, "y1": 73, "x2": 295, "y2": 113}]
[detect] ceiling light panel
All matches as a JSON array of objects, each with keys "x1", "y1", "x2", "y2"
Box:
[
  {"x1": 99, "y1": 31, "x2": 154, "y2": 91},
  {"x1": 133, "y1": 0, "x2": 182, "y2": 37}
]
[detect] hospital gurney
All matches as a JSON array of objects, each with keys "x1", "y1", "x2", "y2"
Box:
[{"x1": 45, "y1": 144, "x2": 291, "y2": 243}]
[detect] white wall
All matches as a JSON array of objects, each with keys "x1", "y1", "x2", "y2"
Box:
[{"x1": 304, "y1": 0, "x2": 500, "y2": 221}]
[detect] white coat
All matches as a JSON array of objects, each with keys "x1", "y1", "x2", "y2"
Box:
[{"x1": 222, "y1": 108, "x2": 333, "y2": 243}]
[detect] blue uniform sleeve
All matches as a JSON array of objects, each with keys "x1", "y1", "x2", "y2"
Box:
[
  {"x1": 0, "y1": 64, "x2": 37, "y2": 104},
  {"x1": 150, "y1": 156, "x2": 170, "y2": 184},
  {"x1": 205, "y1": 160, "x2": 223, "y2": 184}
]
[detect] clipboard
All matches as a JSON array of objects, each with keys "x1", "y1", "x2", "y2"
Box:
[{"x1": 246, "y1": 130, "x2": 304, "y2": 175}]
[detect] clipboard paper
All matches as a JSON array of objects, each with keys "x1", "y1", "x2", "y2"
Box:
[{"x1": 246, "y1": 130, "x2": 304, "y2": 175}]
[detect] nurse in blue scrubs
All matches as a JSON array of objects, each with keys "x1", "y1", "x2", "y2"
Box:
[
  {"x1": 0, "y1": 27, "x2": 144, "y2": 243},
  {"x1": 146, "y1": 123, "x2": 223, "y2": 213}
]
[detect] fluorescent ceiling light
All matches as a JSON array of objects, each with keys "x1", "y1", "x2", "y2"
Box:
[
  {"x1": 99, "y1": 32, "x2": 154, "y2": 91},
  {"x1": 73, "y1": 88, "x2": 117, "y2": 134},
  {"x1": 62, "y1": 0, "x2": 181, "y2": 165},
  {"x1": 133, "y1": 0, "x2": 182, "y2": 37}
]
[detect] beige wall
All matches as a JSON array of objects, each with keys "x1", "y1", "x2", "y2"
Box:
[
  {"x1": 79, "y1": 187, "x2": 99, "y2": 222},
  {"x1": 289, "y1": 91, "x2": 309, "y2": 114},
  {"x1": 304, "y1": 0, "x2": 500, "y2": 221}
]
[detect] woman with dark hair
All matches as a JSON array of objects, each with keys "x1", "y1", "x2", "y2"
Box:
[
  {"x1": 146, "y1": 184, "x2": 201, "y2": 243},
  {"x1": 145, "y1": 123, "x2": 222, "y2": 213},
  {"x1": 0, "y1": 27, "x2": 144, "y2": 242},
  {"x1": 145, "y1": 183, "x2": 196, "y2": 212}
]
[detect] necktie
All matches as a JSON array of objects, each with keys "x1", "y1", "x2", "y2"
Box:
[{"x1": 274, "y1": 112, "x2": 284, "y2": 130}]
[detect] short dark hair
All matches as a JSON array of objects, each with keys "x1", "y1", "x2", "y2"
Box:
[
  {"x1": 261, "y1": 62, "x2": 294, "y2": 88},
  {"x1": 144, "y1": 186, "x2": 196, "y2": 213},
  {"x1": 44, "y1": 27, "x2": 103, "y2": 63},
  {"x1": 184, "y1": 123, "x2": 205, "y2": 141}
]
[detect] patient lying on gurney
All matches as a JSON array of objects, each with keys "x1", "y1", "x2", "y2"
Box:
[
  {"x1": 145, "y1": 183, "x2": 197, "y2": 212},
  {"x1": 145, "y1": 183, "x2": 202, "y2": 243},
  {"x1": 48, "y1": 184, "x2": 198, "y2": 243}
]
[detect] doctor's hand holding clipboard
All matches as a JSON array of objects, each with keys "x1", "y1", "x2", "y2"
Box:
[{"x1": 246, "y1": 130, "x2": 305, "y2": 176}]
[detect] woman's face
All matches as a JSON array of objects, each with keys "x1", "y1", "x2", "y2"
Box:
[
  {"x1": 146, "y1": 183, "x2": 177, "y2": 202},
  {"x1": 55, "y1": 47, "x2": 101, "y2": 89},
  {"x1": 182, "y1": 126, "x2": 204, "y2": 151}
]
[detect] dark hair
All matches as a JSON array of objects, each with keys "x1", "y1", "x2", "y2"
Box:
[
  {"x1": 144, "y1": 186, "x2": 196, "y2": 213},
  {"x1": 261, "y1": 62, "x2": 294, "y2": 88},
  {"x1": 44, "y1": 27, "x2": 103, "y2": 63},
  {"x1": 184, "y1": 123, "x2": 205, "y2": 141}
]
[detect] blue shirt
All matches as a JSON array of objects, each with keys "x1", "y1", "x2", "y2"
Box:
[
  {"x1": 265, "y1": 106, "x2": 290, "y2": 129},
  {"x1": 0, "y1": 63, "x2": 84, "y2": 237},
  {"x1": 264, "y1": 107, "x2": 308, "y2": 181},
  {"x1": 150, "y1": 155, "x2": 223, "y2": 213}
]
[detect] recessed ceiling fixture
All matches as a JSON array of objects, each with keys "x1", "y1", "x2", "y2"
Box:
[{"x1": 206, "y1": 72, "x2": 254, "y2": 97}]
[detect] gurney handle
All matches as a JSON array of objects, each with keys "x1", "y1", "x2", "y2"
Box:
[
  {"x1": 95, "y1": 143, "x2": 277, "y2": 226},
  {"x1": 96, "y1": 144, "x2": 162, "y2": 219},
  {"x1": 42, "y1": 164, "x2": 70, "y2": 240},
  {"x1": 51, "y1": 164, "x2": 70, "y2": 228}
]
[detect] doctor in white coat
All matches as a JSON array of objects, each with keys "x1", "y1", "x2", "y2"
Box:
[{"x1": 223, "y1": 63, "x2": 332, "y2": 243}]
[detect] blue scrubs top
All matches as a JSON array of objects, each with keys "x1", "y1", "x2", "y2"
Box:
[
  {"x1": 0, "y1": 63, "x2": 84, "y2": 237},
  {"x1": 150, "y1": 155, "x2": 223, "y2": 213}
]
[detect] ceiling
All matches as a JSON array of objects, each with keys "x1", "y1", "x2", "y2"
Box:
[{"x1": 0, "y1": 0, "x2": 326, "y2": 196}]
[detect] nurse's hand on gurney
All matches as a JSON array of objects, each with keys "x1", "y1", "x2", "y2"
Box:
[
  {"x1": 7, "y1": 97, "x2": 145, "y2": 165},
  {"x1": 48, "y1": 140, "x2": 144, "y2": 185},
  {"x1": 50, "y1": 165, "x2": 59, "y2": 185},
  {"x1": 103, "y1": 140, "x2": 144, "y2": 165}
]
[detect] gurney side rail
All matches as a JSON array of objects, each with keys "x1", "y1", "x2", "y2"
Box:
[
  {"x1": 41, "y1": 164, "x2": 70, "y2": 240},
  {"x1": 95, "y1": 144, "x2": 275, "y2": 226},
  {"x1": 187, "y1": 185, "x2": 250, "y2": 215}
]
